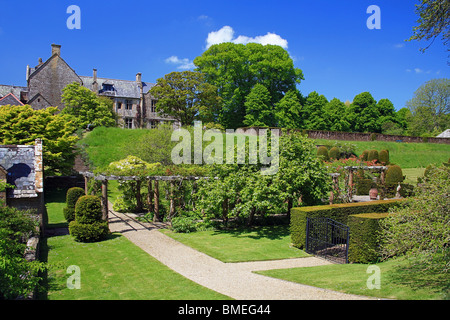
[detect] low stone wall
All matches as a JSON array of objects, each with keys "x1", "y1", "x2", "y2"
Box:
[{"x1": 235, "y1": 127, "x2": 450, "y2": 144}]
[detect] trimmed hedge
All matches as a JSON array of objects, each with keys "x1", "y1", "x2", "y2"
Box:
[
  {"x1": 348, "y1": 212, "x2": 389, "y2": 263},
  {"x1": 69, "y1": 195, "x2": 109, "y2": 242},
  {"x1": 69, "y1": 220, "x2": 109, "y2": 242},
  {"x1": 290, "y1": 199, "x2": 403, "y2": 249},
  {"x1": 317, "y1": 146, "x2": 329, "y2": 161},
  {"x1": 63, "y1": 187, "x2": 85, "y2": 222}
]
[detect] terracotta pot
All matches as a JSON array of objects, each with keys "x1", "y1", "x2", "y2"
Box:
[{"x1": 369, "y1": 187, "x2": 378, "y2": 200}]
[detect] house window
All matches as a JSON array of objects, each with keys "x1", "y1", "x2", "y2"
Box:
[
  {"x1": 117, "y1": 101, "x2": 122, "y2": 109},
  {"x1": 125, "y1": 100, "x2": 133, "y2": 110},
  {"x1": 151, "y1": 100, "x2": 157, "y2": 113},
  {"x1": 102, "y1": 84, "x2": 115, "y2": 92},
  {"x1": 125, "y1": 118, "x2": 133, "y2": 129}
]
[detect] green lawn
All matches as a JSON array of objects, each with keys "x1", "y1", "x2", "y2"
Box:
[
  {"x1": 161, "y1": 226, "x2": 310, "y2": 263},
  {"x1": 314, "y1": 138, "x2": 450, "y2": 168},
  {"x1": 40, "y1": 233, "x2": 230, "y2": 300},
  {"x1": 256, "y1": 257, "x2": 449, "y2": 300},
  {"x1": 41, "y1": 188, "x2": 231, "y2": 300}
]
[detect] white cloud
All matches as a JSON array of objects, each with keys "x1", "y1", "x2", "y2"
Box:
[
  {"x1": 165, "y1": 56, "x2": 195, "y2": 70},
  {"x1": 394, "y1": 43, "x2": 405, "y2": 49},
  {"x1": 205, "y1": 26, "x2": 288, "y2": 49}
]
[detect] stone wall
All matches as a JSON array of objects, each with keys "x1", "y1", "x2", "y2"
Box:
[{"x1": 235, "y1": 127, "x2": 450, "y2": 144}]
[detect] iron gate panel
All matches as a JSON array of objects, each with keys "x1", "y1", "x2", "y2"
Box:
[{"x1": 305, "y1": 217, "x2": 350, "y2": 264}]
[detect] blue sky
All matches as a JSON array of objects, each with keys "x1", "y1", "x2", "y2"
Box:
[{"x1": 0, "y1": 0, "x2": 448, "y2": 111}]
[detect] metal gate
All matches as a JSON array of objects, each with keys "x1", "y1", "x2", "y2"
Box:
[{"x1": 305, "y1": 217, "x2": 350, "y2": 264}]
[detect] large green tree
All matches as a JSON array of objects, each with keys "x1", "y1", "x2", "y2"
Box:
[
  {"x1": 243, "y1": 84, "x2": 274, "y2": 127},
  {"x1": 303, "y1": 91, "x2": 328, "y2": 130},
  {"x1": 406, "y1": 78, "x2": 450, "y2": 136},
  {"x1": 194, "y1": 43, "x2": 304, "y2": 128},
  {"x1": 348, "y1": 92, "x2": 381, "y2": 133},
  {"x1": 408, "y1": 0, "x2": 450, "y2": 53},
  {"x1": 150, "y1": 71, "x2": 221, "y2": 126},
  {"x1": 61, "y1": 82, "x2": 116, "y2": 130},
  {"x1": 0, "y1": 105, "x2": 78, "y2": 175},
  {"x1": 274, "y1": 90, "x2": 303, "y2": 129},
  {"x1": 323, "y1": 98, "x2": 351, "y2": 132}
]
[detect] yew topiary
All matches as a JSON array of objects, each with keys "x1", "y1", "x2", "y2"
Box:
[
  {"x1": 63, "y1": 187, "x2": 85, "y2": 222},
  {"x1": 317, "y1": 146, "x2": 329, "y2": 161},
  {"x1": 329, "y1": 147, "x2": 340, "y2": 160},
  {"x1": 385, "y1": 165, "x2": 404, "y2": 184},
  {"x1": 367, "y1": 150, "x2": 379, "y2": 162},
  {"x1": 361, "y1": 150, "x2": 369, "y2": 161},
  {"x1": 379, "y1": 150, "x2": 389, "y2": 165}
]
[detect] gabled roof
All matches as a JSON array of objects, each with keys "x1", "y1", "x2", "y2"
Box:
[
  {"x1": 0, "y1": 84, "x2": 27, "y2": 98},
  {"x1": 437, "y1": 129, "x2": 450, "y2": 138},
  {"x1": 0, "y1": 93, "x2": 24, "y2": 106},
  {"x1": 28, "y1": 53, "x2": 82, "y2": 84}
]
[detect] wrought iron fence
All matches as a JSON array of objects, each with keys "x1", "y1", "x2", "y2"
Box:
[{"x1": 305, "y1": 217, "x2": 350, "y2": 264}]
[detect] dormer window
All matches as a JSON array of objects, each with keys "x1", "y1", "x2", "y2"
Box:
[{"x1": 102, "y1": 83, "x2": 115, "y2": 92}]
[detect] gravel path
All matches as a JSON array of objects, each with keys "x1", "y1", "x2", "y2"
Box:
[{"x1": 108, "y1": 208, "x2": 372, "y2": 300}]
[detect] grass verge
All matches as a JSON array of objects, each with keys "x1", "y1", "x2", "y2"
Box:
[
  {"x1": 256, "y1": 257, "x2": 449, "y2": 300},
  {"x1": 161, "y1": 226, "x2": 310, "y2": 263}
]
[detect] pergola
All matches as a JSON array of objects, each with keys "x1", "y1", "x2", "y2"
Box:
[
  {"x1": 79, "y1": 171, "x2": 212, "y2": 222},
  {"x1": 328, "y1": 166, "x2": 388, "y2": 204}
]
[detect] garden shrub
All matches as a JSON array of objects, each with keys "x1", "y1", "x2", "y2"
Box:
[
  {"x1": 290, "y1": 199, "x2": 403, "y2": 249},
  {"x1": 171, "y1": 216, "x2": 199, "y2": 233},
  {"x1": 63, "y1": 187, "x2": 85, "y2": 222},
  {"x1": 329, "y1": 147, "x2": 340, "y2": 160},
  {"x1": 317, "y1": 146, "x2": 329, "y2": 161},
  {"x1": 367, "y1": 149, "x2": 379, "y2": 162},
  {"x1": 385, "y1": 165, "x2": 404, "y2": 185},
  {"x1": 348, "y1": 212, "x2": 389, "y2": 263},
  {"x1": 68, "y1": 220, "x2": 109, "y2": 242},
  {"x1": 361, "y1": 150, "x2": 369, "y2": 161},
  {"x1": 356, "y1": 179, "x2": 374, "y2": 195},
  {"x1": 379, "y1": 150, "x2": 389, "y2": 165},
  {"x1": 69, "y1": 195, "x2": 109, "y2": 242},
  {"x1": 385, "y1": 183, "x2": 415, "y2": 198}
]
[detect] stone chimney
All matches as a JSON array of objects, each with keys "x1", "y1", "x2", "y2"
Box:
[
  {"x1": 136, "y1": 72, "x2": 142, "y2": 88},
  {"x1": 93, "y1": 69, "x2": 98, "y2": 92},
  {"x1": 51, "y1": 44, "x2": 61, "y2": 56}
]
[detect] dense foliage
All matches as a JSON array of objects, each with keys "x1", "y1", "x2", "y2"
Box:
[
  {"x1": 69, "y1": 195, "x2": 109, "y2": 242},
  {"x1": 61, "y1": 82, "x2": 116, "y2": 130},
  {"x1": 0, "y1": 204, "x2": 45, "y2": 299},
  {"x1": 0, "y1": 105, "x2": 78, "y2": 175},
  {"x1": 380, "y1": 165, "x2": 450, "y2": 273}
]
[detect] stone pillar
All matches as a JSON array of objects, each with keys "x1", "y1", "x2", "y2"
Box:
[
  {"x1": 101, "y1": 180, "x2": 109, "y2": 222},
  {"x1": 153, "y1": 180, "x2": 160, "y2": 222}
]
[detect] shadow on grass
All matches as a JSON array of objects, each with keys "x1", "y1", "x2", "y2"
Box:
[
  {"x1": 210, "y1": 224, "x2": 290, "y2": 241},
  {"x1": 388, "y1": 255, "x2": 450, "y2": 300},
  {"x1": 36, "y1": 232, "x2": 121, "y2": 300}
]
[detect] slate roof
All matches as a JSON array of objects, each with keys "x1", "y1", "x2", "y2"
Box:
[
  {"x1": 0, "y1": 84, "x2": 27, "y2": 99},
  {"x1": 0, "y1": 145, "x2": 38, "y2": 198},
  {"x1": 79, "y1": 76, "x2": 155, "y2": 99},
  {"x1": 0, "y1": 93, "x2": 24, "y2": 106}
]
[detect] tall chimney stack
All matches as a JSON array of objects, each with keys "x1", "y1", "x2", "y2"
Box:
[
  {"x1": 136, "y1": 72, "x2": 142, "y2": 88},
  {"x1": 93, "y1": 69, "x2": 98, "y2": 93},
  {"x1": 51, "y1": 44, "x2": 61, "y2": 56}
]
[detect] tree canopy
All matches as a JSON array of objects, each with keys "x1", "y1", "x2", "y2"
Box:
[
  {"x1": 0, "y1": 105, "x2": 78, "y2": 175},
  {"x1": 61, "y1": 82, "x2": 116, "y2": 130},
  {"x1": 194, "y1": 43, "x2": 304, "y2": 128},
  {"x1": 150, "y1": 71, "x2": 221, "y2": 126}
]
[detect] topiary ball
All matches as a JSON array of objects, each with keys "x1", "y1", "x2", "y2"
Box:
[
  {"x1": 75, "y1": 195, "x2": 103, "y2": 224},
  {"x1": 66, "y1": 187, "x2": 85, "y2": 208},
  {"x1": 361, "y1": 150, "x2": 369, "y2": 161},
  {"x1": 379, "y1": 150, "x2": 389, "y2": 165},
  {"x1": 329, "y1": 147, "x2": 340, "y2": 160},
  {"x1": 367, "y1": 150, "x2": 379, "y2": 162},
  {"x1": 385, "y1": 165, "x2": 404, "y2": 184},
  {"x1": 317, "y1": 146, "x2": 329, "y2": 161}
]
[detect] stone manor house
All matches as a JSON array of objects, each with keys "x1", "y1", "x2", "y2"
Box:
[{"x1": 0, "y1": 44, "x2": 179, "y2": 129}]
